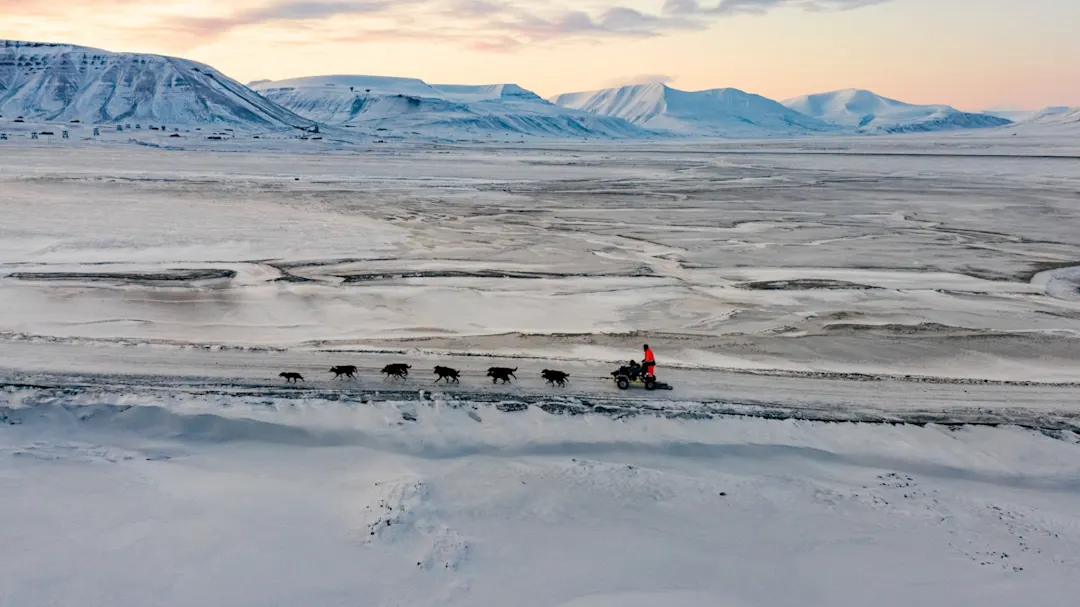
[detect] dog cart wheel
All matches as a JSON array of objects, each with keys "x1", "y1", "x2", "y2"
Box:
[{"x1": 616, "y1": 376, "x2": 630, "y2": 390}]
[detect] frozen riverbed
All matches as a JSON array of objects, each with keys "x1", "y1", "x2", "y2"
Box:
[{"x1": 1, "y1": 136, "x2": 1079, "y2": 383}]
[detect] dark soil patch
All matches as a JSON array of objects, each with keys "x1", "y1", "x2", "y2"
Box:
[
  {"x1": 7, "y1": 269, "x2": 237, "y2": 283},
  {"x1": 738, "y1": 279, "x2": 882, "y2": 291},
  {"x1": 340, "y1": 269, "x2": 655, "y2": 283}
]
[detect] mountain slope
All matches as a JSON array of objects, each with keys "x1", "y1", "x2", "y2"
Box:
[
  {"x1": 251, "y1": 76, "x2": 652, "y2": 139},
  {"x1": 784, "y1": 89, "x2": 1010, "y2": 133},
  {"x1": 0, "y1": 40, "x2": 312, "y2": 128},
  {"x1": 550, "y1": 83, "x2": 837, "y2": 137}
]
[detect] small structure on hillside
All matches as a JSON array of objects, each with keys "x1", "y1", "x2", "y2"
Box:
[
  {"x1": 93, "y1": 128, "x2": 100, "y2": 136},
  {"x1": 62, "y1": 130, "x2": 69, "y2": 139}
]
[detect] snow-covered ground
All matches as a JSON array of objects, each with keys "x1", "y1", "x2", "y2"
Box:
[
  {"x1": 1, "y1": 133, "x2": 1079, "y2": 605},
  {"x1": 2, "y1": 391, "x2": 1079, "y2": 606}
]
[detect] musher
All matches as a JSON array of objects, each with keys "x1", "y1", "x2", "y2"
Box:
[{"x1": 642, "y1": 344, "x2": 656, "y2": 379}]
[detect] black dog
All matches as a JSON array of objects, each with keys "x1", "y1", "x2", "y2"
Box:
[
  {"x1": 434, "y1": 366, "x2": 460, "y2": 384},
  {"x1": 541, "y1": 369, "x2": 569, "y2": 387},
  {"x1": 330, "y1": 365, "x2": 358, "y2": 380},
  {"x1": 382, "y1": 363, "x2": 411, "y2": 380},
  {"x1": 486, "y1": 367, "x2": 518, "y2": 384},
  {"x1": 279, "y1": 372, "x2": 305, "y2": 384}
]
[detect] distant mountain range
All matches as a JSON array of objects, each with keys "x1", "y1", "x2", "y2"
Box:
[
  {"x1": 2, "y1": 39, "x2": 1075, "y2": 139},
  {"x1": 249, "y1": 75, "x2": 649, "y2": 139}
]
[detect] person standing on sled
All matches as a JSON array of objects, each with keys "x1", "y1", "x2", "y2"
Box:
[{"x1": 642, "y1": 344, "x2": 656, "y2": 379}]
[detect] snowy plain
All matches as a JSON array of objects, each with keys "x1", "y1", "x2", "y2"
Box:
[{"x1": 1, "y1": 128, "x2": 1079, "y2": 606}]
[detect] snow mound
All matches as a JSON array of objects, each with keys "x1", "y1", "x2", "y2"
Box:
[
  {"x1": 0, "y1": 40, "x2": 313, "y2": 128},
  {"x1": 784, "y1": 89, "x2": 1011, "y2": 133},
  {"x1": 252, "y1": 75, "x2": 653, "y2": 139},
  {"x1": 550, "y1": 82, "x2": 838, "y2": 137}
]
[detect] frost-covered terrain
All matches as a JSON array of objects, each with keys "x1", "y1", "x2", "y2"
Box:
[
  {"x1": 784, "y1": 89, "x2": 1011, "y2": 133},
  {"x1": 551, "y1": 83, "x2": 837, "y2": 137},
  {"x1": 1, "y1": 133, "x2": 1079, "y2": 605},
  {"x1": 252, "y1": 75, "x2": 650, "y2": 139},
  {"x1": 0, "y1": 40, "x2": 312, "y2": 128}
]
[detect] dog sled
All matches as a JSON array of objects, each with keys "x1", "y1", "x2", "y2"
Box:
[{"x1": 610, "y1": 362, "x2": 673, "y2": 391}]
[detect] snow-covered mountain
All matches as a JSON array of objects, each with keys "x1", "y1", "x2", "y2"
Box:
[
  {"x1": 784, "y1": 89, "x2": 1010, "y2": 133},
  {"x1": 0, "y1": 40, "x2": 311, "y2": 128},
  {"x1": 433, "y1": 83, "x2": 545, "y2": 103},
  {"x1": 999, "y1": 106, "x2": 1080, "y2": 134},
  {"x1": 1025, "y1": 106, "x2": 1080, "y2": 125},
  {"x1": 980, "y1": 107, "x2": 1060, "y2": 123},
  {"x1": 251, "y1": 75, "x2": 651, "y2": 139},
  {"x1": 549, "y1": 83, "x2": 838, "y2": 137}
]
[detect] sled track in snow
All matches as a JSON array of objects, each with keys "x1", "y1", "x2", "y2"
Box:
[{"x1": 3, "y1": 373, "x2": 1080, "y2": 432}]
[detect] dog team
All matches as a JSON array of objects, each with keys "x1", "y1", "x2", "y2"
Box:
[{"x1": 278, "y1": 365, "x2": 570, "y2": 387}]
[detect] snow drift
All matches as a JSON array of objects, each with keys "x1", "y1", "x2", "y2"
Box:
[
  {"x1": 783, "y1": 89, "x2": 1011, "y2": 133},
  {"x1": 0, "y1": 40, "x2": 312, "y2": 128},
  {"x1": 549, "y1": 83, "x2": 838, "y2": 137},
  {"x1": 251, "y1": 75, "x2": 651, "y2": 139}
]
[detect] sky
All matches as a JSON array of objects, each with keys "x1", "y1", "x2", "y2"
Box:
[{"x1": 2, "y1": 0, "x2": 1078, "y2": 109}]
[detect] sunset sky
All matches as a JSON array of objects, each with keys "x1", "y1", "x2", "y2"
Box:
[{"x1": 2, "y1": 0, "x2": 1078, "y2": 110}]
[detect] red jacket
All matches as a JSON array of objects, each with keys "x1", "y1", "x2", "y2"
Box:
[{"x1": 643, "y1": 348, "x2": 655, "y2": 366}]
